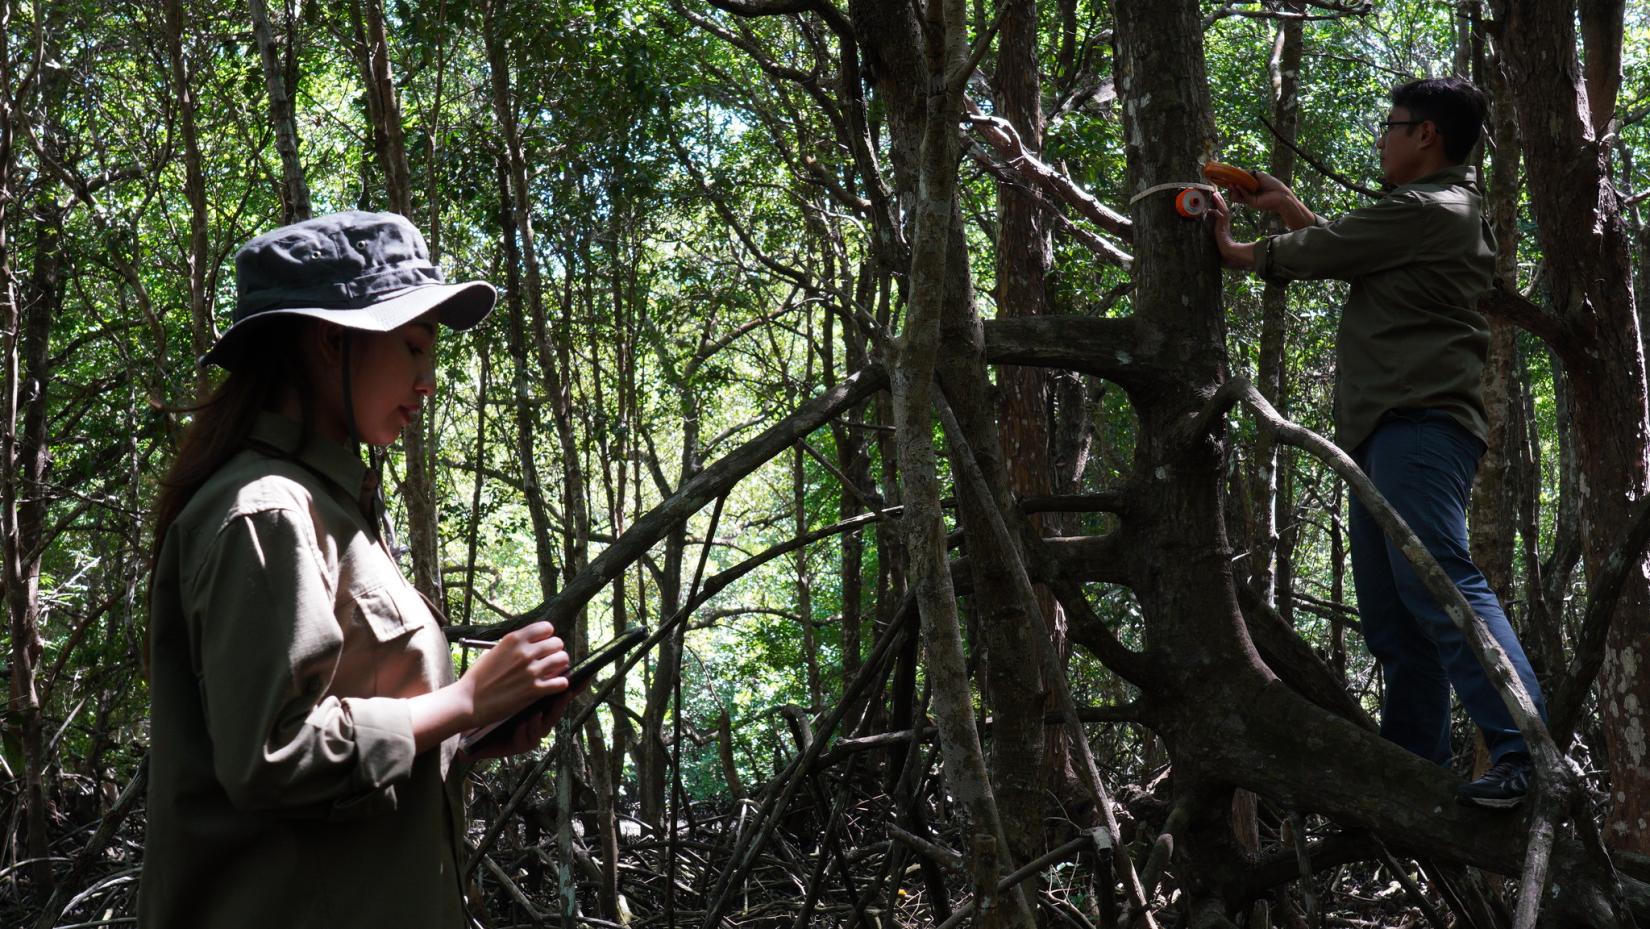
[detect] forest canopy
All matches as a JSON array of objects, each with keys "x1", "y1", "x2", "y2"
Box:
[{"x1": 4, "y1": 0, "x2": 1650, "y2": 927}]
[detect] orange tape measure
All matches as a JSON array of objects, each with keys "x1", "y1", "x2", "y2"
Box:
[{"x1": 1202, "y1": 161, "x2": 1261, "y2": 194}]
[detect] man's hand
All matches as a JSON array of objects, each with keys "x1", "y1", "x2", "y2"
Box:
[
  {"x1": 1225, "y1": 169, "x2": 1287, "y2": 210},
  {"x1": 1225, "y1": 169, "x2": 1317, "y2": 230},
  {"x1": 1209, "y1": 192, "x2": 1257, "y2": 270}
]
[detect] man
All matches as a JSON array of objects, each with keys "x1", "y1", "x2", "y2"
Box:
[{"x1": 1210, "y1": 76, "x2": 1546, "y2": 808}]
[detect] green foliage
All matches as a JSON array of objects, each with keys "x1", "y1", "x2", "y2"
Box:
[{"x1": 8, "y1": 8, "x2": 1650, "y2": 920}]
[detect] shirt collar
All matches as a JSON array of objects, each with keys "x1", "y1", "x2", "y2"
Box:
[
  {"x1": 248, "y1": 412, "x2": 372, "y2": 503},
  {"x1": 1393, "y1": 164, "x2": 1477, "y2": 196}
]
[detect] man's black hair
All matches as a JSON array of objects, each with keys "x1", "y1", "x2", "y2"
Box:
[{"x1": 1391, "y1": 76, "x2": 1487, "y2": 164}]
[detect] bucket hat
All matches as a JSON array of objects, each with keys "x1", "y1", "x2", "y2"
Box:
[{"x1": 201, "y1": 210, "x2": 496, "y2": 369}]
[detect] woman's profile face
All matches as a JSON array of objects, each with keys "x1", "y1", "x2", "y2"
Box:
[
  {"x1": 306, "y1": 313, "x2": 439, "y2": 446},
  {"x1": 349, "y1": 316, "x2": 439, "y2": 446}
]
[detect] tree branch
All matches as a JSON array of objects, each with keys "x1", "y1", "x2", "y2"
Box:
[
  {"x1": 1235, "y1": 581, "x2": 1377, "y2": 732},
  {"x1": 965, "y1": 141, "x2": 1134, "y2": 268},
  {"x1": 1203, "y1": 1, "x2": 1372, "y2": 29},
  {"x1": 1258, "y1": 113, "x2": 1382, "y2": 200},
  {"x1": 964, "y1": 95, "x2": 1135, "y2": 242},
  {"x1": 1020, "y1": 492, "x2": 1131, "y2": 516},
  {"x1": 1476, "y1": 278, "x2": 1570, "y2": 350},
  {"x1": 945, "y1": 1, "x2": 1010, "y2": 94},
  {"x1": 488, "y1": 365, "x2": 888, "y2": 637},
  {"x1": 704, "y1": 0, "x2": 854, "y2": 36},
  {"x1": 983, "y1": 316, "x2": 1159, "y2": 389}
]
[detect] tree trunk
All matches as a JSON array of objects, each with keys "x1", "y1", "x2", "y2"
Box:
[
  {"x1": 1497, "y1": 0, "x2": 1650, "y2": 853},
  {"x1": 162, "y1": 0, "x2": 213, "y2": 394},
  {"x1": 794, "y1": 442, "x2": 822, "y2": 708},
  {"x1": 354, "y1": 0, "x2": 411, "y2": 213},
  {"x1": 485, "y1": 3, "x2": 574, "y2": 606},
  {"x1": 460, "y1": 338, "x2": 490, "y2": 625},
  {"x1": 1248, "y1": 2, "x2": 1302, "y2": 607},
  {"x1": 1240, "y1": 4, "x2": 1303, "y2": 859},
  {"x1": 989, "y1": 0, "x2": 1077, "y2": 861},
  {"x1": 862, "y1": 0, "x2": 1034, "y2": 920},
  {"x1": 1110, "y1": 0, "x2": 1266, "y2": 913},
  {"x1": 352, "y1": 0, "x2": 445, "y2": 609},
  {"x1": 638, "y1": 392, "x2": 695, "y2": 829},
  {"x1": 1469, "y1": 18, "x2": 1521, "y2": 616},
  {"x1": 492, "y1": 154, "x2": 557, "y2": 596},
  {"x1": 583, "y1": 197, "x2": 638, "y2": 921},
  {"x1": 823, "y1": 258, "x2": 874, "y2": 685},
  {"x1": 3, "y1": 183, "x2": 63, "y2": 898},
  {"x1": 247, "y1": 0, "x2": 309, "y2": 222}
]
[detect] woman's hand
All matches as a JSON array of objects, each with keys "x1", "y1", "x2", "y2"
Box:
[
  {"x1": 460, "y1": 622, "x2": 572, "y2": 728},
  {"x1": 458, "y1": 677, "x2": 594, "y2": 761},
  {"x1": 408, "y1": 622, "x2": 570, "y2": 754}
]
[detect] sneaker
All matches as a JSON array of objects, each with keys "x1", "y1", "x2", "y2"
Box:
[{"x1": 1456, "y1": 753, "x2": 1532, "y2": 809}]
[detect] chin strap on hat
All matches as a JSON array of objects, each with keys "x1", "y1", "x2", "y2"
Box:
[
  {"x1": 340, "y1": 333, "x2": 400, "y2": 554},
  {"x1": 341, "y1": 331, "x2": 362, "y2": 447}
]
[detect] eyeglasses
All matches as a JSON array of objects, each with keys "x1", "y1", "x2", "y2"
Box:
[{"x1": 1377, "y1": 119, "x2": 1423, "y2": 137}]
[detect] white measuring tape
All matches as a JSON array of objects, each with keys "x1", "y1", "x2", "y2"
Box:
[{"x1": 1129, "y1": 181, "x2": 1218, "y2": 218}]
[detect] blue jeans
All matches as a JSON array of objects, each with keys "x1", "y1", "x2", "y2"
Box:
[{"x1": 1349, "y1": 408, "x2": 1547, "y2": 765}]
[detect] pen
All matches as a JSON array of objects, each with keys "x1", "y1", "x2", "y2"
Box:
[{"x1": 457, "y1": 637, "x2": 497, "y2": 650}]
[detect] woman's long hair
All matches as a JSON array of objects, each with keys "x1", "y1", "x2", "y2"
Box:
[{"x1": 149, "y1": 318, "x2": 317, "y2": 570}]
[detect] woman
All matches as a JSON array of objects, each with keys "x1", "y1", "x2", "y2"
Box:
[{"x1": 139, "y1": 211, "x2": 568, "y2": 928}]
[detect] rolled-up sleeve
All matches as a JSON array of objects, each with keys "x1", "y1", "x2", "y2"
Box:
[
  {"x1": 1256, "y1": 195, "x2": 1422, "y2": 283},
  {"x1": 189, "y1": 507, "x2": 416, "y2": 819}
]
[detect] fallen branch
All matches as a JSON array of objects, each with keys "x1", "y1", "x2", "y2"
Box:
[
  {"x1": 701, "y1": 600, "x2": 917, "y2": 927},
  {"x1": 889, "y1": 823, "x2": 966, "y2": 872},
  {"x1": 934, "y1": 834, "x2": 1100, "y2": 929},
  {"x1": 1374, "y1": 843, "x2": 1451, "y2": 929},
  {"x1": 30, "y1": 757, "x2": 149, "y2": 929}
]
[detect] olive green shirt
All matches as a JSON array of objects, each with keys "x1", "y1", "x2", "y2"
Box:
[
  {"x1": 140, "y1": 414, "x2": 466, "y2": 928},
  {"x1": 1253, "y1": 165, "x2": 1497, "y2": 451}
]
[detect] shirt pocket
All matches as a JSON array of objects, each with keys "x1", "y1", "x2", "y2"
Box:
[
  {"x1": 353, "y1": 582, "x2": 434, "y2": 643},
  {"x1": 348, "y1": 581, "x2": 447, "y2": 697}
]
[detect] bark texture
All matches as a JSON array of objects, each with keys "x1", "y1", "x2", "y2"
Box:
[{"x1": 1496, "y1": 0, "x2": 1650, "y2": 853}]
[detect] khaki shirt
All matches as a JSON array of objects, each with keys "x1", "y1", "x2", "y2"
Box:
[
  {"x1": 1253, "y1": 165, "x2": 1497, "y2": 451},
  {"x1": 140, "y1": 414, "x2": 465, "y2": 929}
]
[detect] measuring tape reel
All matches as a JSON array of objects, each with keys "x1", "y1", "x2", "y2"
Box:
[
  {"x1": 1129, "y1": 181, "x2": 1218, "y2": 220},
  {"x1": 1173, "y1": 187, "x2": 1210, "y2": 218}
]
